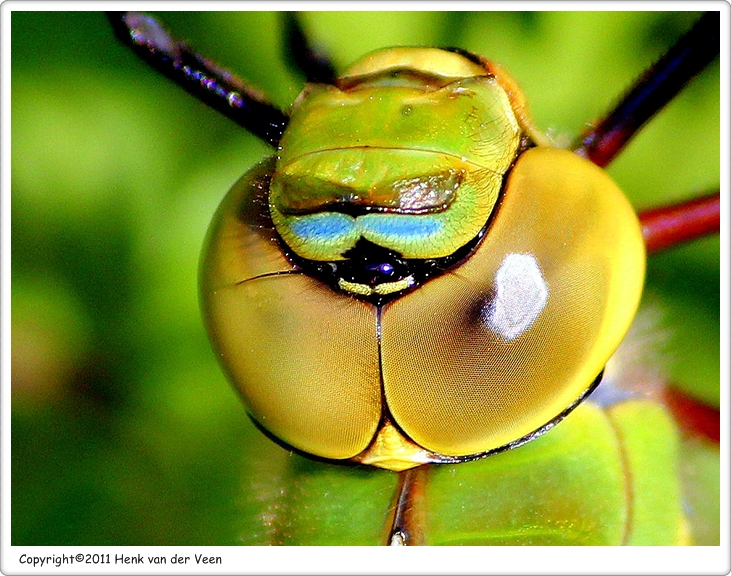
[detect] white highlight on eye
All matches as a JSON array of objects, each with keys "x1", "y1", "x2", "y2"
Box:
[{"x1": 482, "y1": 253, "x2": 548, "y2": 342}]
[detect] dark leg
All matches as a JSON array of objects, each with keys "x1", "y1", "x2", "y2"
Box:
[
  {"x1": 638, "y1": 191, "x2": 720, "y2": 254},
  {"x1": 107, "y1": 12, "x2": 288, "y2": 147},
  {"x1": 573, "y1": 12, "x2": 720, "y2": 168},
  {"x1": 282, "y1": 12, "x2": 337, "y2": 84}
]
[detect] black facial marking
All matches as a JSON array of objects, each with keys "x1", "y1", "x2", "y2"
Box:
[{"x1": 286, "y1": 230, "x2": 487, "y2": 306}]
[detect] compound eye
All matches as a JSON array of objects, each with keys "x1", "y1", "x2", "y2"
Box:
[
  {"x1": 379, "y1": 147, "x2": 646, "y2": 457},
  {"x1": 200, "y1": 160, "x2": 383, "y2": 461}
]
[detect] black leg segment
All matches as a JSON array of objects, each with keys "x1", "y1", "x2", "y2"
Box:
[
  {"x1": 574, "y1": 11, "x2": 720, "y2": 167},
  {"x1": 281, "y1": 12, "x2": 338, "y2": 84},
  {"x1": 107, "y1": 11, "x2": 289, "y2": 147}
]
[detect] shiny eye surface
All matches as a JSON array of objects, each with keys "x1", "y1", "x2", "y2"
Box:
[{"x1": 379, "y1": 147, "x2": 645, "y2": 457}]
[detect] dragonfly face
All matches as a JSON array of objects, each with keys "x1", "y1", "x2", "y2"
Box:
[
  {"x1": 200, "y1": 43, "x2": 646, "y2": 470},
  {"x1": 107, "y1": 11, "x2": 720, "y2": 546}
]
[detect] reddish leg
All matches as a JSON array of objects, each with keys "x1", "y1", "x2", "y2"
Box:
[{"x1": 639, "y1": 192, "x2": 721, "y2": 254}]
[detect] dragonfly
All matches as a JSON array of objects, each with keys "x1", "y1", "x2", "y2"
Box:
[{"x1": 107, "y1": 11, "x2": 721, "y2": 546}]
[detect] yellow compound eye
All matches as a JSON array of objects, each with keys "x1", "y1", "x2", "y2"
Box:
[
  {"x1": 379, "y1": 147, "x2": 646, "y2": 457},
  {"x1": 200, "y1": 160, "x2": 383, "y2": 461},
  {"x1": 200, "y1": 146, "x2": 645, "y2": 467}
]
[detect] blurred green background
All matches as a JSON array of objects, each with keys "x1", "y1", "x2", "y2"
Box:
[{"x1": 11, "y1": 11, "x2": 719, "y2": 545}]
